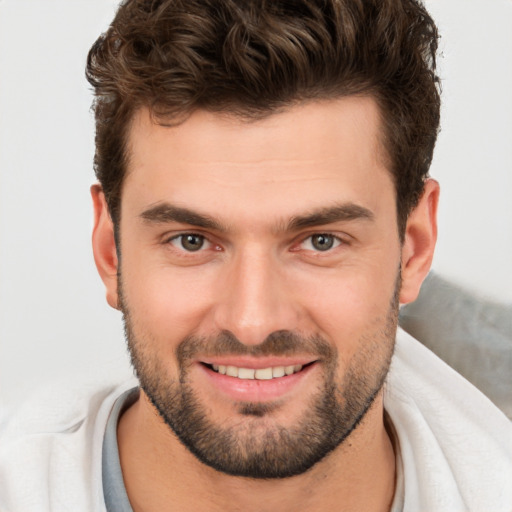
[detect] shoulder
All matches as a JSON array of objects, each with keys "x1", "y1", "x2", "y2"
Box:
[
  {"x1": 385, "y1": 328, "x2": 512, "y2": 511},
  {"x1": 0, "y1": 366, "x2": 136, "y2": 512}
]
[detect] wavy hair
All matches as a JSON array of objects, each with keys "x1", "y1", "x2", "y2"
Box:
[{"x1": 86, "y1": 0, "x2": 440, "y2": 237}]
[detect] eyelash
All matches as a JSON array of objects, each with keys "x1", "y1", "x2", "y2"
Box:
[
  {"x1": 297, "y1": 233, "x2": 343, "y2": 252},
  {"x1": 165, "y1": 232, "x2": 346, "y2": 254},
  {"x1": 167, "y1": 233, "x2": 214, "y2": 253}
]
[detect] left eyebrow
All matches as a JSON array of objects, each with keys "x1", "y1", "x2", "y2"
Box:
[{"x1": 286, "y1": 203, "x2": 375, "y2": 231}]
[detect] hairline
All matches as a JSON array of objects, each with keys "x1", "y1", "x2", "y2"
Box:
[{"x1": 111, "y1": 93, "x2": 411, "y2": 246}]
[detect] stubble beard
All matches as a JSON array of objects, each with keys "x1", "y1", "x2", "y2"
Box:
[{"x1": 119, "y1": 276, "x2": 400, "y2": 479}]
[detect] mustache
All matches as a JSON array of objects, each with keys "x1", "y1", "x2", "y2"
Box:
[{"x1": 176, "y1": 329, "x2": 335, "y2": 362}]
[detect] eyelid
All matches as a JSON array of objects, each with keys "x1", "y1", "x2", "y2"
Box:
[
  {"x1": 292, "y1": 232, "x2": 349, "y2": 252},
  {"x1": 166, "y1": 232, "x2": 213, "y2": 252}
]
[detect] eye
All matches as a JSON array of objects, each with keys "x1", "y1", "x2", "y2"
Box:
[
  {"x1": 169, "y1": 233, "x2": 210, "y2": 252},
  {"x1": 301, "y1": 234, "x2": 342, "y2": 252}
]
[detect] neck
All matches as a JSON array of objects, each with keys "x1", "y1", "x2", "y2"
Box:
[{"x1": 117, "y1": 390, "x2": 396, "y2": 512}]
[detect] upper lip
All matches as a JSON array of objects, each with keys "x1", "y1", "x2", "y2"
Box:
[{"x1": 198, "y1": 356, "x2": 318, "y2": 369}]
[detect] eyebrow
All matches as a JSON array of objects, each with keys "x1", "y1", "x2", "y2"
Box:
[
  {"x1": 140, "y1": 203, "x2": 226, "y2": 231},
  {"x1": 286, "y1": 203, "x2": 374, "y2": 231},
  {"x1": 139, "y1": 201, "x2": 374, "y2": 233}
]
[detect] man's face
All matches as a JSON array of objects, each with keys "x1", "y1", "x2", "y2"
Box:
[{"x1": 116, "y1": 98, "x2": 403, "y2": 478}]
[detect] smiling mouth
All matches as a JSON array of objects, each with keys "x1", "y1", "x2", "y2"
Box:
[{"x1": 203, "y1": 362, "x2": 314, "y2": 380}]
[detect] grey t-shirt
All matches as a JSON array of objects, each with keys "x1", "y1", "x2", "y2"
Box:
[{"x1": 102, "y1": 388, "x2": 138, "y2": 512}]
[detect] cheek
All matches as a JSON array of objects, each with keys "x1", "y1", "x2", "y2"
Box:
[
  {"x1": 294, "y1": 264, "x2": 399, "y2": 344},
  {"x1": 121, "y1": 260, "x2": 218, "y2": 339}
]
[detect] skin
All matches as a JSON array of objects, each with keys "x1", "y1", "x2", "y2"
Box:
[{"x1": 92, "y1": 97, "x2": 439, "y2": 511}]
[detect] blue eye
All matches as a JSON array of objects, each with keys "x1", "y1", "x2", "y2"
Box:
[
  {"x1": 170, "y1": 234, "x2": 208, "y2": 252},
  {"x1": 301, "y1": 234, "x2": 341, "y2": 252}
]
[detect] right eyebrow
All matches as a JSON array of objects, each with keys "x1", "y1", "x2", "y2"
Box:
[{"x1": 139, "y1": 203, "x2": 227, "y2": 232}]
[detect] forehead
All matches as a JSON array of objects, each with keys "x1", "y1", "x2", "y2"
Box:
[
  {"x1": 127, "y1": 97, "x2": 387, "y2": 167},
  {"x1": 122, "y1": 97, "x2": 393, "y2": 223}
]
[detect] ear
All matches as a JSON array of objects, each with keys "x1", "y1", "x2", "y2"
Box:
[
  {"x1": 91, "y1": 184, "x2": 120, "y2": 310},
  {"x1": 399, "y1": 179, "x2": 440, "y2": 304}
]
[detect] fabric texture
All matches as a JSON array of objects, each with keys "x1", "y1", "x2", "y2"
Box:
[
  {"x1": 102, "y1": 388, "x2": 139, "y2": 512},
  {"x1": 385, "y1": 329, "x2": 512, "y2": 510},
  {"x1": 1, "y1": 328, "x2": 511, "y2": 512},
  {"x1": 400, "y1": 272, "x2": 512, "y2": 419},
  {"x1": 0, "y1": 371, "x2": 136, "y2": 512}
]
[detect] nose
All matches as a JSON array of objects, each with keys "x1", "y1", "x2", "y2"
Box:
[{"x1": 211, "y1": 244, "x2": 300, "y2": 346}]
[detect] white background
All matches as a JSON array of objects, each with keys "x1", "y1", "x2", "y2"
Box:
[{"x1": 1, "y1": 0, "x2": 511, "y2": 411}]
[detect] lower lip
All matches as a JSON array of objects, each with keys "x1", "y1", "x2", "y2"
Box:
[{"x1": 198, "y1": 363, "x2": 317, "y2": 402}]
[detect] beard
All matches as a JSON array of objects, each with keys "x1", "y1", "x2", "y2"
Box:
[{"x1": 119, "y1": 275, "x2": 399, "y2": 480}]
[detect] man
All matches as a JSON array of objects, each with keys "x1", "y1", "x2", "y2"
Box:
[{"x1": 0, "y1": 0, "x2": 511, "y2": 511}]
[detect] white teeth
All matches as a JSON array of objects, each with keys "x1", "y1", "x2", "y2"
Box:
[
  {"x1": 284, "y1": 365, "x2": 295, "y2": 375},
  {"x1": 254, "y1": 367, "x2": 273, "y2": 380},
  {"x1": 211, "y1": 363, "x2": 305, "y2": 379},
  {"x1": 226, "y1": 365, "x2": 238, "y2": 377},
  {"x1": 272, "y1": 366, "x2": 285, "y2": 378},
  {"x1": 238, "y1": 368, "x2": 255, "y2": 379}
]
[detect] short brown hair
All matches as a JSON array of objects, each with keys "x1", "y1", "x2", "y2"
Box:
[{"x1": 86, "y1": 0, "x2": 440, "y2": 237}]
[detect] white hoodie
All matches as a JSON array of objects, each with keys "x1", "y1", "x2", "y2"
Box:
[{"x1": 0, "y1": 328, "x2": 511, "y2": 512}]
